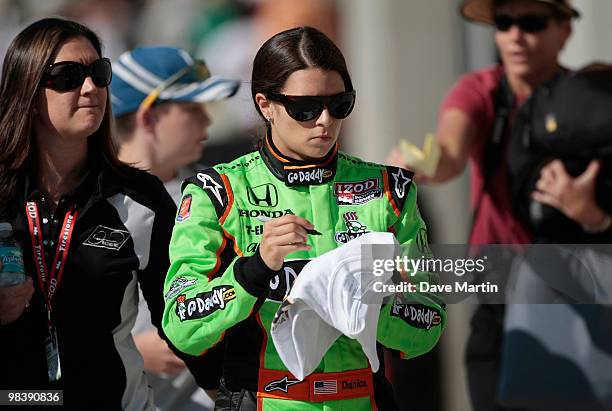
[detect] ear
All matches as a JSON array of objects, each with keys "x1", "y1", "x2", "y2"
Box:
[
  {"x1": 135, "y1": 103, "x2": 156, "y2": 134},
  {"x1": 255, "y1": 92, "x2": 273, "y2": 120}
]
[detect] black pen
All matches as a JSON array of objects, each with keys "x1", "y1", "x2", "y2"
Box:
[{"x1": 256, "y1": 216, "x2": 322, "y2": 235}]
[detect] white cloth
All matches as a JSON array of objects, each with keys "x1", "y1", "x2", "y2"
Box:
[{"x1": 271, "y1": 232, "x2": 398, "y2": 380}]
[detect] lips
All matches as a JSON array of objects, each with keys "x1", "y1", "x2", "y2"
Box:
[{"x1": 507, "y1": 50, "x2": 529, "y2": 61}]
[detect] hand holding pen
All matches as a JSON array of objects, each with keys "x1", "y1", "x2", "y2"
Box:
[
  {"x1": 256, "y1": 215, "x2": 317, "y2": 271},
  {"x1": 256, "y1": 216, "x2": 322, "y2": 235}
]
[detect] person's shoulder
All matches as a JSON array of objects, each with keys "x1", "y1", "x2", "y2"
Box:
[
  {"x1": 337, "y1": 151, "x2": 415, "y2": 186},
  {"x1": 338, "y1": 151, "x2": 414, "y2": 173},
  {"x1": 181, "y1": 151, "x2": 263, "y2": 191},
  {"x1": 337, "y1": 153, "x2": 416, "y2": 214},
  {"x1": 183, "y1": 150, "x2": 262, "y2": 188},
  {"x1": 102, "y1": 162, "x2": 172, "y2": 210},
  {"x1": 214, "y1": 150, "x2": 263, "y2": 176},
  {"x1": 337, "y1": 151, "x2": 387, "y2": 171},
  {"x1": 120, "y1": 166, "x2": 166, "y2": 195},
  {"x1": 442, "y1": 64, "x2": 503, "y2": 113},
  {"x1": 179, "y1": 152, "x2": 261, "y2": 219},
  {"x1": 456, "y1": 64, "x2": 504, "y2": 91}
]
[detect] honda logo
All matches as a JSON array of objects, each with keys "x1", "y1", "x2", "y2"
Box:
[{"x1": 247, "y1": 184, "x2": 278, "y2": 207}]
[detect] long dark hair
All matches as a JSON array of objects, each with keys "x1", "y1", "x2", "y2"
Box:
[
  {"x1": 251, "y1": 26, "x2": 353, "y2": 120},
  {"x1": 0, "y1": 17, "x2": 126, "y2": 211}
]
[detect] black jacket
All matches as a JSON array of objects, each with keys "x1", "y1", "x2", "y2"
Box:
[{"x1": 0, "y1": 157, "x2": 217, "y2": 410}]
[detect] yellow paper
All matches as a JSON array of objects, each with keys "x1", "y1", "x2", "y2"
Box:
[{"x1": 398, "y1": 133, "x2": 440, "y2": 177}]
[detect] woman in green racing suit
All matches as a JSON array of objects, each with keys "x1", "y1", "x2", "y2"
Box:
[{"x1": 162, "y1": 26, "x2": 446, "y2": 411}]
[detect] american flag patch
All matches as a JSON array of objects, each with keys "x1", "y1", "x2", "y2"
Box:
[{"x1": 314, "y1": 380, "x2": 337, "y2": 394}]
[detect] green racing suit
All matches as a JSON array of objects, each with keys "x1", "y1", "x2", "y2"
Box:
[{"x1": 162, "y1": 135, "x2": 446, "y2": 410}]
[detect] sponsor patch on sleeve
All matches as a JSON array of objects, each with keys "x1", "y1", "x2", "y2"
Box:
[
  {"x1": 176, "y1": 194, "x2": 193, "y2": 222},
  {"x1": 183, "y1": 168, "x2": 229, "y2": 219},
  {"x1": 175, "y1": 286, "x2": 236, "y2": 321},
  {"x1": 384, "y1": 166, "x2": 414, "y2": 214},
  {"x1": 390, "y1": 302, "x2": 442, "y2": 330},
  {"x1": 164, "y1": 276, "x2": 198, "y2": 301}
]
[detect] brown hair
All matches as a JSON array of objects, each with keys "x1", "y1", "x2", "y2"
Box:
[
  {"x1": 113, "y1": 113, "x2": 137, "y2": 143},
  {"x1": 113, "y1": 102, "x2": 175, "y2": 145},
  {"x1": 0, "y1": 17, "x2": 128, "y2": 211},
  {"x1": 251, "y1": 26, "x2": 353, "y2": 121}
]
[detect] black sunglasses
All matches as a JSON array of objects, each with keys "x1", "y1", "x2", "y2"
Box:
[
  {"x1": 493, "y1": 14, "x2": 553, "y2": 33},
  {"x1": 41, "y1": 58, "x2": 112, "y2": 91},
  {"x1": 267, "y1": 91, "x2": 356, "y2": 122}
]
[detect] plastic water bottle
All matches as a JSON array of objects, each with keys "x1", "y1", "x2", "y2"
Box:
[{"x1": 0, "y1": 222, "x2": 26, "y2": 287}]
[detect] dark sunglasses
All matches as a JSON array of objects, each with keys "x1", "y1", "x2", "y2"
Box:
[
  {"x1": 41, "y1": 58, "x2": 112, "y2": 91},
  {"x1": 267, "y1": 90, "x2": 356, "y2": 122},
  {"x1": 493, "y1": 14, "x2": 553, "y2": 33}
]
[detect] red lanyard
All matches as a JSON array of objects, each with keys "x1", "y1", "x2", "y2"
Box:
[{"x1": 25, "y1": 201, "x2": 78, "y2": 312}]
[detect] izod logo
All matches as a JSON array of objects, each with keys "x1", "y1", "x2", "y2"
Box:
[
  {"x1": 334, "y1": 178, "x2": 382, "y2": 205},
  {"x1": 26, "y1": 203, "x2": 37, "y2": 218}
]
